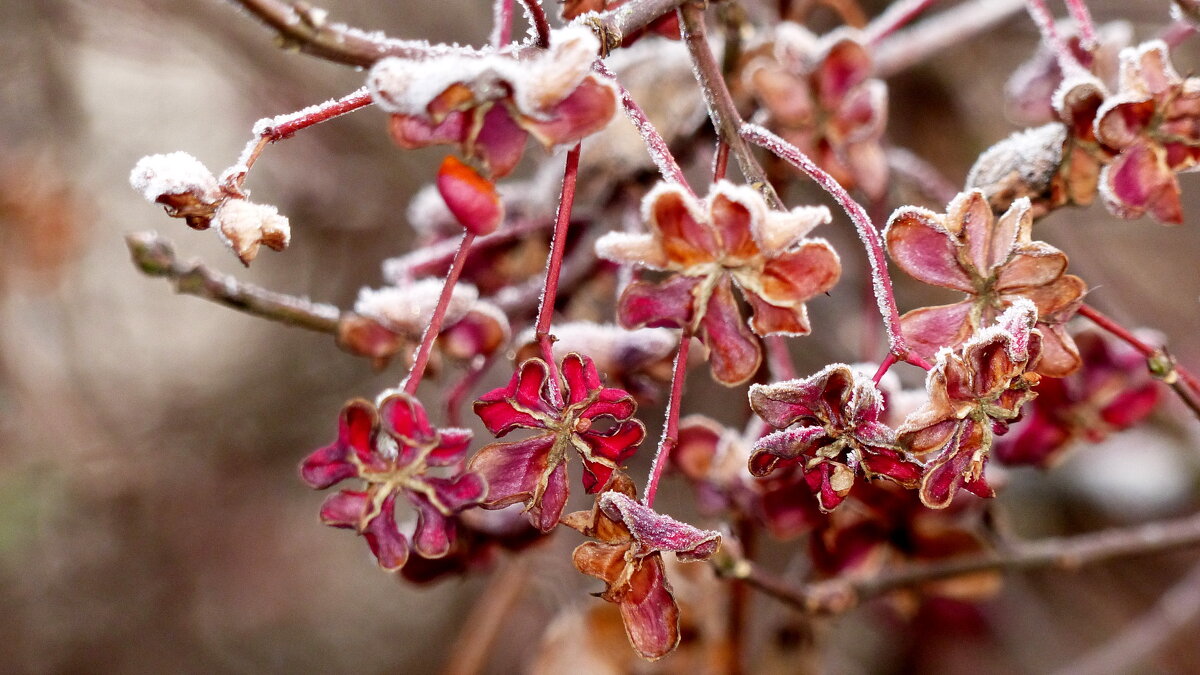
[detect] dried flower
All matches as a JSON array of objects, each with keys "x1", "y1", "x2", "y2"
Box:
[
  {"x1": 212, "y1": 198, "x2": 291, "y2": 265},
  {"x1": 299, "y1": 394, "x2": 486, "y2": 570},
  {"x1": 129, "y1": 151, "x2": 222, "y2": 229},
  {"x1": 748, "y1": 364, "x2": 921, "y2": 512},
  {"x1": 885, "y1": 191, "x2": 1086, "y2": 377},
  {"x1": 562, "y1": 472, "x2": 720, "y2": 661},
  {"x1": 436, "y1": 155, "x2": 504, "y2": 235},
  {"x1": 597, "y1": 181, "x2": 840, "y2": 386},
  {"x1": 897, "y1": 301, "x2": 1044, "y2": 508},
  {"x1": 468, "y1": 353, "x2": 646, "y2": 531},
  {"x1": 369, "y1": 26, "x2": 617, "y2": 178},
  {"x1": 745, "y1": 25, "x2": 889, "y2": 199}
]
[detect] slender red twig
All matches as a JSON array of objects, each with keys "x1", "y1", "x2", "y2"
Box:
[
  {"x1": 1025, "y1": 0, "x2": 1086, "y2": 72},
  {"x1": 872, "y1": 352, "x2": 899, "y2": 383},
  {"x1": 765, "y1": 335, "x2": 797, "y2": 381},
  {"x1": 740, "y1": 123, "x2": 931, "y2": 370},
  {"x1": 517, "y1": 0, "x2": 551, "y2": 49},
  {"x1": 864, "y1": 0, "x2": 940, "y2": 45},
  {"x1": 403, "y1": 232, "x2": 477, "y2": 394},
  {"x1": 713, "y1": 141, "x2": 730, "y2": 182},
  {"x1": 535, "y1": 144, "x2": 583, "y2": 405},
  {"x1": 1062, "y1": 0, "x2": 1098, "y2": 51},
  {"x1": 492, "y1": 0, "x2": 514, "y2": 47},
  {"x1": 643, "y1": 332, "x2": 692, "y2": 507}
]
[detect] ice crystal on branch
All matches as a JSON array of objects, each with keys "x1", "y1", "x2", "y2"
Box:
[
  {"x1": 597, "y1": 181, "x2": 841, "y2": 386},
  {"x1": 299, "y1": 394, "x2": 485, "y2": 570},
  {"x1": 885, "y1": 191, "x2": 1086, "y2": 377},
  {"x1": 468, "y1": 353, "x2": 646, "y2": 532},
  {"x1": 129, "y1": 151, "x2": 222, "y2": 229}
]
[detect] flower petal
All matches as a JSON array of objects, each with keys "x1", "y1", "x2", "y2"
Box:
[
  {"x1": 518, "y1": 75, "x2": 618, "y2": 148},
  {"x1": 598, "y1": 492, "x2": 722, "y2": 560},
  {"x1": 758, "y1": 239, "x2": 841, "y2": 305},
  {"x1": 617, "y1": 275, "x2": 701, "y2": 330},
  {"x1": 885, "y1": 207, "x2": 974, "y2": 292},
  {"x1": 474, "y1": 358, "x2": 555, "y2": 435},
  {"x1": 300, "y1": 399, "x2": 377, "y2": 489},
  {"x1": 467, "y1": 434, "x2": 557, "y2": 509},
  {"x1": 362, "y1": 493, "x2": 411, "y2": 570},
  {"x1": 749, "y1": 426, "x2": 830, "y2": 476},
  {"x1": 618, "y1": 555, "x2": 681, "y2": 661},
  {"x1": 645, "y1": 184, "x2": 718, "y2": 267},
  {"x1": 699, "y1": 275, "x2": 762, "y2": 386},
  {"x1": 1100, "y1": 141, "x2": 1183, "y2": 224},
  {"x1": 899, "y1": 300, "x2": 976, "y2": 363},
  {"x1": 473, "y1": 105, "x2": 528, "y2": 178}
]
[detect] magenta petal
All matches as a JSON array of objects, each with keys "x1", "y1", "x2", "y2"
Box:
[
  {"x1": 808, "y1": 463, "x2": 850, "y2": 512},
  {"x1": 427, "y1": 472, "x2": 488, "y2": 511},
  {"x1": 467, "y1": 434, "x2": 556, "y2": 509},
  {"x1": 749, "y1": 373, "x2": 838, "y2": 428},
  {"x1": 1100, "y1": 383, "x2": 1159, "y2": 429},
  {"x1": 379, "y1": 392, "x2": 435, "y2": 446},
  {"x1": 617, "y1": 275, "x2": 701, "y2": 330},
  {"x1": 474, "y1": 359, "x2": 554, "y2": 435},
  {"x1": 300, "y1": 444, "x2": 359, "y2": 489},
  {"x1": 816, "y1": 38, "x2": 872, "y2": 109},
  {"x1": 473, "y1": 105, "x2": 528, "y2": 178},
  {"x1": 621, "y1": 557, "x2": 680, "y2": 661},
  {"x1": 918, "y1": 423, "x2": 993, "y2": 509},
  {"x1": 699, "y1": 275, "x2": 762, "y2": 386},
  {"x1": 860, "y1": 449, "x2": 922, "y2": 485},
  {"x1": 389, "y1": 112, "x2": 467, "y2": 149},
  {"x1": 581, "y1": 388, "x2": 638, "y2": 423},
  {"x1": 427, "y1": 427, "x2": 474, "y2": 466},
  {"x1": 407, "y1": 490, "x2": 456, "y2": 559},
  {"x1": 598, "y1": 492, "x2": 721, "y2": 560},
  {"x1": 518, "y1": 76, "x2": 617, "y2": 147},
  {"x1": 749, "y1": 426, "x2": 829, "y2": 476},
  {"x1": 579, "y1": 420, "x2": 646, "y2": 492},
  {"x1": 301, "y1": 400, "x2": 377, "y2": 488},
  {"x1": 319, "y1": 490, "x2": 370, "y2": 529},
  {"x1": 531, "y1": 461, "x2": 570, "y2": 532},
  {"x1": 899, "y1": 301, "x2": 976, "y2": 362},
  {"x1": 1101, "y1": 142, "x2": 1183, "y2": 224},
  {"x1": 885, "y1": 208, "x2": 974, "y2": 292},
  {"x1": 362, "y1": 493, "x2": 410, "y2": 570},
  {"x1": 560, "y1": 352, "x2": 601, "y2": 407}
]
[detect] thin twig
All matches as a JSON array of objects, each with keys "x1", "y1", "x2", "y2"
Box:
[
  {"x1": 1062, "y1": 0, "x2": 1098, "y2": 52},
  {"x1": 586, "y1": 0, "x2": 693, "y2": 54},
  {"x1": 643, "y1": 332, "x2": 692, "y2": 507},
  {"x1": 593, "y1": 61, "x2": 693, "y2": 193},
  {"x1": 874, "y1": 0, "x2": 1027, "y2": 77},
  {"x1": 726, "y1": 509, "x2": 1200, "y2": 614},
  {"x1": 863, "y1": 0, "x2": 940, "y2": 46},
  {"x1": 535, "y1": 145, "x2": 583, "y2": 405},
  {"x1": 517, "y1": 0, "x2": 551, "y2": 49},
  {"x1": 1025, "y1": 0, "x2": 1087, "y2": 72},
  {"x1": 403, "y1": 233, "x2": 477, "y2": 394},
  {"x1": 126, "y1": 231, "x2": 340, "y2": 333},
  {"x1": 678, "y1": 2, "x2": 782, "y2": 209}
]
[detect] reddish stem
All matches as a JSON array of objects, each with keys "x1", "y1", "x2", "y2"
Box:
[
  {"x1": 518, "y1": 0, "x2": 552, "y2": 49},
  {"x1": 864, "y1": 0, "x2": 940, "y2": 45},
  {"x1": 1025, "y1": 0, "x2": 1086, "y2": 72},
  {"x1": 873, "y1": 352, "x2": 899, "y2": 383},
  {"x1": 535, "y1": 144, "x2": 583, "y2": 405},
  {"x1": 492, "y1": 0, "x2": 514, "y2": 47},
  {"x1": 402, "y1": 232, "x2": 477, "y2": 394},
  {"x1": 740, "y1": 123, "x2": 930, "y2": 370},
  {"x1": 1062, "y1": 0, "x2": 1098, "y2": 51},
  {"x1": 765, "y1": 335, "x2": 797, "y2": 381},
  {"x1": 644, "y1": 332, "x2": 692, "y2": 508},
  {"x1": 1078, "y1": 304, "x2": 1200, "y2": 418},
  {"x1": 593, "y1": 62, "x2": 694, "y2": 194},
  {"x1": 1162, "y1": 19, "x2": 1198, "y2": 49},
  {"x1": 713, "y1": 140, "x2": 730, "y2": 182}
]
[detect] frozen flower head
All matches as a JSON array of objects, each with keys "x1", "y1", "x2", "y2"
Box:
[
  {"x1": 369, "y1": 26, "x2": 617, "y2": 179},
  {"x1": 129, "y1": 152, "x2": 223, "y2": 229},
  {"x1": 597, "y1": 181, "x2": 841, "y2": 386},
  {"x1": 744, "y1": 24, "x2": 888, "y2": 199},
  {"x1": 562, "y1": 472, "x2": 720, "y2": 661},
  {"x1": 299, "y1": 394, "x2": 486, "y2": 571},
  {"x1": 1094, "y1": 40, "x2": 1200, "y2": 224},
  {"x1": 212, "y1": 198, "x2": 290, "y2": 266},
  {"x1": 748, "y1": 364, "x2": 921, "y2": 513},
  {"x1": 468, "y1": 353, "x2": 646, "y2": 532},
  {"x1": 885, "y1": 190, "x2": 1086, "y2": 377},
  {"x1": 897, "y1": 301, "x2": 1044, "y2": 508}
]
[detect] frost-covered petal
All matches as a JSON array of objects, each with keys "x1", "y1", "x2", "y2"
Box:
[
  {"x1": 884, "y1": 207, "x2": 973, "y2": 292},
  {"x1": 595, "y1": 231, "x2": 668, "y2": 268},
  {"x1": 644, "y1": 184, "x2": 718, "y2": 266},
  {"x1": 1100, "y1": 141, "x2": 1183, "y2": 224},
  {"x1": 748, "y1": 366, "x2": 848, "y2": 428},
  {"x1": 757, "y1": 239, "x2": 841, "y2": 305},
  {"x1": 616, "y1": 275, "x2": 701, "y2": 330},
  {"x1": 918, "y1": 420, "x2": 993, "y2": 509},
  {"x1": 748, "y1": 426, "x2": 829, "y2": 476},
  {"x1": 1032, "y1": 322, "x2": 1082, "y2": 378},
  {"x1": 744, "y1": 292, "x2": 811, "y2": 336},
  {"x1": 898, "y1": 301, "x2": 976, "y2": 362},
  {"x1": 993, "y1": 244, "x2": 1068, "y2": 292},
  {"x1": 518, "y1": 75, "x2": 618, "y2": 148},
  {"x1": 699, "y1": 275, "x2": 762, "y2": 386},
  {"x1": 953, "y1": 191, "x2": 1006, "y2": 276},
  {"x1": 816, "y1": 35, "x2": 872, "y2": 108},
  {"x1": 708, "y1": 187, "x2": 762, "y2": 263},
  {"x1": 467, "y1": 434, "x2": 556, "y2": 509},
  {"x1": 389, "y1": 111, "x2": 468, "y2": 149},
  {"x1": 598, "y1": 492, "x2": 721, "y2": 560},
  {"x1": 213, "y1": 199, "x2": 291, "y2": 265}
]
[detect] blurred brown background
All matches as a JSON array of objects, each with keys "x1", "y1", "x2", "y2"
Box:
[{"x1": 2, "y1": 0, "x2": 1200, "y2": 673}]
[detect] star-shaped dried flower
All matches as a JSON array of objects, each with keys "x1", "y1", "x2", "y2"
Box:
[
  {"x1": 995, "y1": 329, "x2": 1159, "y2": 468},
  {"x1": 369, "y1": 26, "x2": 617, "y2": 179},
  {"x1": 468, "y1": 353, "x2": 646, "y2": 532},
  {"x1": 885, "y1": 190, "x2": 1086, "y2": 377},
  {"x1": 897, "y1": 301, "x2": 1044, "y2": 508},
  {"x1": 299, "y1": 393, "x2": 486, "y2": 570},
  {"x1": 748, "y1": 364, "x2": 921, "y2": 512},
  {"x1": 745, "y1": 24, "x2": 888, "y2": 199},
  {"x1": 563, "y1": 472, "x2": 721, "y2": 661},
  {"x1": 1094, "y1": 40, "x2": 1200, "y2": 224},
  {"x1": 597, "y1": 181, "x2": 841, "y2": 386}
]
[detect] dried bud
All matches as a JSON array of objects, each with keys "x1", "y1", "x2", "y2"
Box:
[
  {"x1": 212, "y1": 198, "x2": 290, "y2": 265},
  {"x1": 129, "y1": 152, "x2": 222, "y2": 229},
  {"x1": 436, "y1": 155, "x2": 503, "y2": 236}
]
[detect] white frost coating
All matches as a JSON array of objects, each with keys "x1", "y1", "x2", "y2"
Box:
[
  {"x1": 212, "y1": 199, "x2": 291, "y2": 262},
  {"x1": 368, "y1": 25, "x2": 601, "y2": 118},
  {"x1": 129, "y1": 152, "x2": 220, "y2": 203},
  {"x1": 594, "y1": 231, "x2": 661, "y2": 266},
  {"x1": 1051, "y1": 72, "x2": 1106, "y2": 121},
  {"x1": 759, "y1": 206, "x2": 831, "y2": 253},
  {"x1": 405, "y1": 183, "x2": 458, "y2": 236},
  {"x1": 772, "y1": 22, "x2": 821, "y2": 72},
  {"x1": 354, "y1": 279, "x2": 478, "y2": 334},
  {"x1": 964, "y1": 123, "x2": 1067, "y2": 195}
]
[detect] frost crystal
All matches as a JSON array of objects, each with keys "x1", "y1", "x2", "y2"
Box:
[
  {"x1": 354, "y1": 280, "x2": 479, "y2": 335},
  {"x1": 212, "y1": 199, "x2": 291, "y2": 265},
  {"x1": 129, "y1": 152, "x2": 220, "y2": 204}
]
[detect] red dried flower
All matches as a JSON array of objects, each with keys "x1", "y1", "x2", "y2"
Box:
[
  {"x1": 896, "y1": 301, "x2": 1044, "y2": 508},
  {"x1": 885, "y1": 190, "x2": 1087, "y2": 377},
  {"x1": 745, "y1": 25, "x2": 889, "y2": 199},
  {"x1": 995, "y1": 329, "x2": 1159, "y2": 468},
  {"x1": 563, "y1": 472, "x2": 721, "y2": 661},
  {"x1": 436, "y1": 155, "x2": 503, "y2": 236},
  {"x1": 1095, "y1": 40, "x2": 1200, "y2": 224},
  {"x1": 468, "y1": 353, "x2": 646, "y2": 531},
  {"x1": 748, "y1": 364, "x2": 921, "y2": 512},
  {"x1": 299, "y1": 394, "x2": 486, "y2": 570},
  {"x1": 369, "y1": 26, "x2": 617, "y2": 179},
  {"x1": 597, "y1": 181, "x2": 841, "y2": 385}
]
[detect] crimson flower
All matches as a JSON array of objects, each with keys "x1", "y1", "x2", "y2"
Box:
[
  {"x1": 1095, "y1": 40, "x2": 1200, "y2": 224},
  {"x1": 597, "y1": 181, "x2": 841, "y2": 385},
  {"x1": 299, "y1": 394, "x2": 486, "y2": 570},
  {"x1": 563, "y1": 472, "x2": 721, "y2": 661},
  {"x1": 897, "y1": 301, "x2": 1044, "y2": 508},
  {"x1": 885, "y1": 190, "x2": 1086, "y2": 377},
  {"x1": 995, "y1": 330, "x2": 1159, "y2": 468},
  {"x1": 745, "y1": 25, "x2": 888, "y2": 199},
  {"x1": 468, "y1": 353, "x2": 646, "y2": 532},
  {"x1": 368, "y1": 26, "x2": 617, "y2": 179},
  {"x1": 748, "y1": 364, "x2": 922, "y2": 512}
]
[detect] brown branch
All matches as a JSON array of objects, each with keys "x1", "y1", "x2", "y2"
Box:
[
  {"x1": 723, "y1": 509, "x2": 1200, "y2": 614},
  {"x1": 126, "y1": 231, "x2": 341, "y2": 333},
  {"x1": 677, "y1": 2, "x2": 781, "y2": 208}
]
